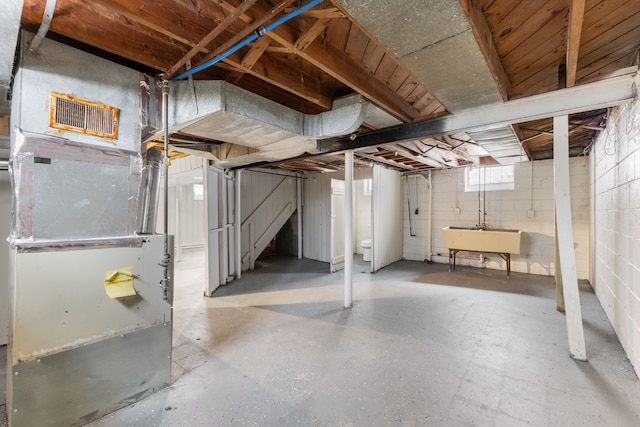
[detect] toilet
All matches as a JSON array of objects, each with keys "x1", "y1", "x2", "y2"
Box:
[{"x1": 361, "y1": 239, "x2": 372, "y2": 261}]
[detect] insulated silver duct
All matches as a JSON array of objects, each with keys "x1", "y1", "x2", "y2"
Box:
[{"x1": 136, "y1": 147, "x2": 163, "y2": 234}]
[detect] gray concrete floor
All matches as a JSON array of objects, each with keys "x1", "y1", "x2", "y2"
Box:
[{"x1": 4, "y1": 248, "x2": 640, "y2": 426}]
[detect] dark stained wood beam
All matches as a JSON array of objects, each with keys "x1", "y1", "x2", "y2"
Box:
[
  {"x1": 566, "y1": 0, "x2": 587, "y2": 87},
  {"x1": 458, "y1": 0, "x2": 512, "y2": 101}
]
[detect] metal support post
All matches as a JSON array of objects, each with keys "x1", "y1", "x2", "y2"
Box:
[
  {"x1": 235, "y1": 169, "x2": 242, "y2": 279},
  {"x1": 344, "y1": 151, "x2": 354, "y2": 308}
]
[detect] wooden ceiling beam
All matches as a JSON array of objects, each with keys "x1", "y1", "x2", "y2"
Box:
[
  {"x1": 459, "y1": 0, "x2": 511, "y2": 100},
  {"x1": 268, "y1": 30, "x2": 420, "y2": 121},
  {"x1": 382, "y1": 143, "x2": 446, "y2": 168},
  {"x1": 166, "y1": 0, "x2": 258, "y2": 78},
  {"x1": 218, "y1": 0, "x2": 420, "y2": 121},
  {"x1": 91, "y1": 0, "x2": 203, "y2": 50},
  {"x1": 194, "y1": 0, "x2": 297, "y2": 70},
  {"x1": 287, "y1": 7, "x2": 345, "y2": 19},
  {"x1": 22, "y1": 0, "x2": 186, "y2": 71},
  {"x1": 355, "y1": 151, "x2": 417, "y2": 171},
  {"x1": 294, "y1": 18, "x2": 331, "y2": 51},
  {"x1": 566, "y1": 0, "x2": 586, "y2": 87},
  {"x1": 222, "y1": 50, "x2": 334, "y2": 108},
  {"x1": 241, "y1": 37, "x2": 272, "y2": 69}
]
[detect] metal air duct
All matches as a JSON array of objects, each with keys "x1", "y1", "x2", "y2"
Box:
[
  {"x1": 144, "y1": 80, "x2": 367, "y2": 168},
  {"x1": 136, "y1": 147, "x2": 163, "y2": 234}
]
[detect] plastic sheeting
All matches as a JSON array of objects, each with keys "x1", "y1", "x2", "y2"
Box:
[{"x1": 9, "y1": 131, "x2": 142, "y2": 247}]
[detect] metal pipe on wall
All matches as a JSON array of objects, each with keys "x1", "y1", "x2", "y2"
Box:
[
  {"x1": 221, "y1": 172, "x2": 229, "y2": 284},
  {"x1": 235, "y1": 169, "x2": 242, "y2": 279},
  {"x1": 427, "y1": 171, "x2": 433, "y2": 262},
  {"x1": 344, "y1": 150, "x2": 354, "y2": 308},
  {"x1": 160, "y1": 79, "x2": 171, "y2": 301},
  {"x1": 297, "y1": 174, "x2": 303, "y2": 259}
]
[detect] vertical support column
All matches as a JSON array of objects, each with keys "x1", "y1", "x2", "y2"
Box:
[
  {"x1": 297, "y1": 174, "x2": 303, "y2": 259},
  {"x1": 204, "y1": 166, "x2": 222, "y2": 295},
  {"x1": 175, "y1": 185, "x2": 183, "y2": 263},
  {"x1": 220, "y1": 172, "x2": 229, "y2": 285},
  {"x1": 235, "y1": 170, "x2": 242, "y2": 279},
  {"x1": 344, "y1": 151, "x2": 354, "y2": 308},
  {"x1": 160, "y1": 79, "x2": 171, "y2": 301},
  {"x1": 426, "y1": 171, "x2": 433, "y2": 262},
  {"x1": 554, "y1": 213, "x2": 565, "y2": 312},
  {"x1": 553, "y1": 115, "x2": 587, "y2": 361}
]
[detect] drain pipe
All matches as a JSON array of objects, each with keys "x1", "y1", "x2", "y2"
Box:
[
  {"x1": 171, "y1": 0, "x2": 324, "y2": 81},
  {"x1": 235, "y1": 169, "x2": 242, "y2": 279},
  {"x1": 344, "y1": 150, "x2": 354, "y2": 308},
  {"x1": 160, "y1": 79, "x2": 171, "y2": 301},
  {"x1": 297, "y1": 173, "x2": 303, "y2": 259},
  {"x1": 426, "y1": 171, "x2": 433, "y2": 262}
]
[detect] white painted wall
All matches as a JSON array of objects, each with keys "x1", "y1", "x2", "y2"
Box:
[
  {"x1": 167, "y1": 156, "x2": 206, "y2": 250},
  {"x1": 174, "y1": 184, "x2": 205, "y2": 248},
  {"x1": 1, "y1": 169, "x2": 10, "y2": 345},
  {"x1": 591, "y1": 99, "x2": 640, "y2": 375},
  {"x1": 372, "y1": 165, "x2": 403, "y2": 272},
  {"x1": 240, "y1": 169, "x2": 297, "y2": 269},
  {"x1": 355, "y1": 170, "x2": 372, "y2": 254},
  {"x1": 303, "y1": 168, "x2": 373, "y2": 263},
  {"x1": 302, "y1": 171, "x2": 334, "y2": 263},
  {"x1": 403, "y1": 158, "x2": 591, "y2": 278}
]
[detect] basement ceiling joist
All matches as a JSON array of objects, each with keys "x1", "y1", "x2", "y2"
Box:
[
  {"x1": 317, "y1": 69, "x2": 637, "y2": 155},
  {"x1": 9, "y1": 0, "x2": 640, "y2": 169}
]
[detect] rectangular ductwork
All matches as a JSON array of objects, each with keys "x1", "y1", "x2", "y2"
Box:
[{"x1": 144, "y1": 80, "x2": 367, "y2": 168}]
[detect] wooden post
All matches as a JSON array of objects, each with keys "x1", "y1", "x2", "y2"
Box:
[
  {"x1": 554, "y1": 209, "x2": 565, "y2": 312},
  {"x1": 553, "y1": 115, "x2": 586, "y2": 361}
]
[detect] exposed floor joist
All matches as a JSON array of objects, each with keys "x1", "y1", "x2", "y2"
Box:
[{"x1": 318, "y1": 69, "x2": 637, "y2": 154}]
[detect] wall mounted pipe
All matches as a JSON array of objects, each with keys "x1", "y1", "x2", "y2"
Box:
[
  {"x1": 160, "y1": 80, "x2": 171, "y2": 301},
  {"x1": 344, "y1": 150, "x2": 354, "y2": 308},
  {"x1": 426, "y1": 171, "x2": 433, "y2": 262},
  {"x1": 297, "y1": 174, "x2": 303, "y2": 259},
  {"x1": 171, "y1": 0, "x2": 324, "y2": 81},
  {"x1": 235, "y1": 170, "x2": 242, "y2": 279}
]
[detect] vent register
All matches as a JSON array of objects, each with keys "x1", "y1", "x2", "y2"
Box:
[{"x1": 49, "y1": 92, "x2": 119, "y2": 139}]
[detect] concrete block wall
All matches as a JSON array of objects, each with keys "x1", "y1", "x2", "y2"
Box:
[
  {"x1": 591, "y1": 99, "x2": 640, "y2": 375},
  {"x1": 403, "y1": 157, "x2": 591, "y2": 278}
]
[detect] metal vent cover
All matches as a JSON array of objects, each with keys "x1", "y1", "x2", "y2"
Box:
[{"x1": 49, "y1": 92, "x2": 119, "y2": 139}]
